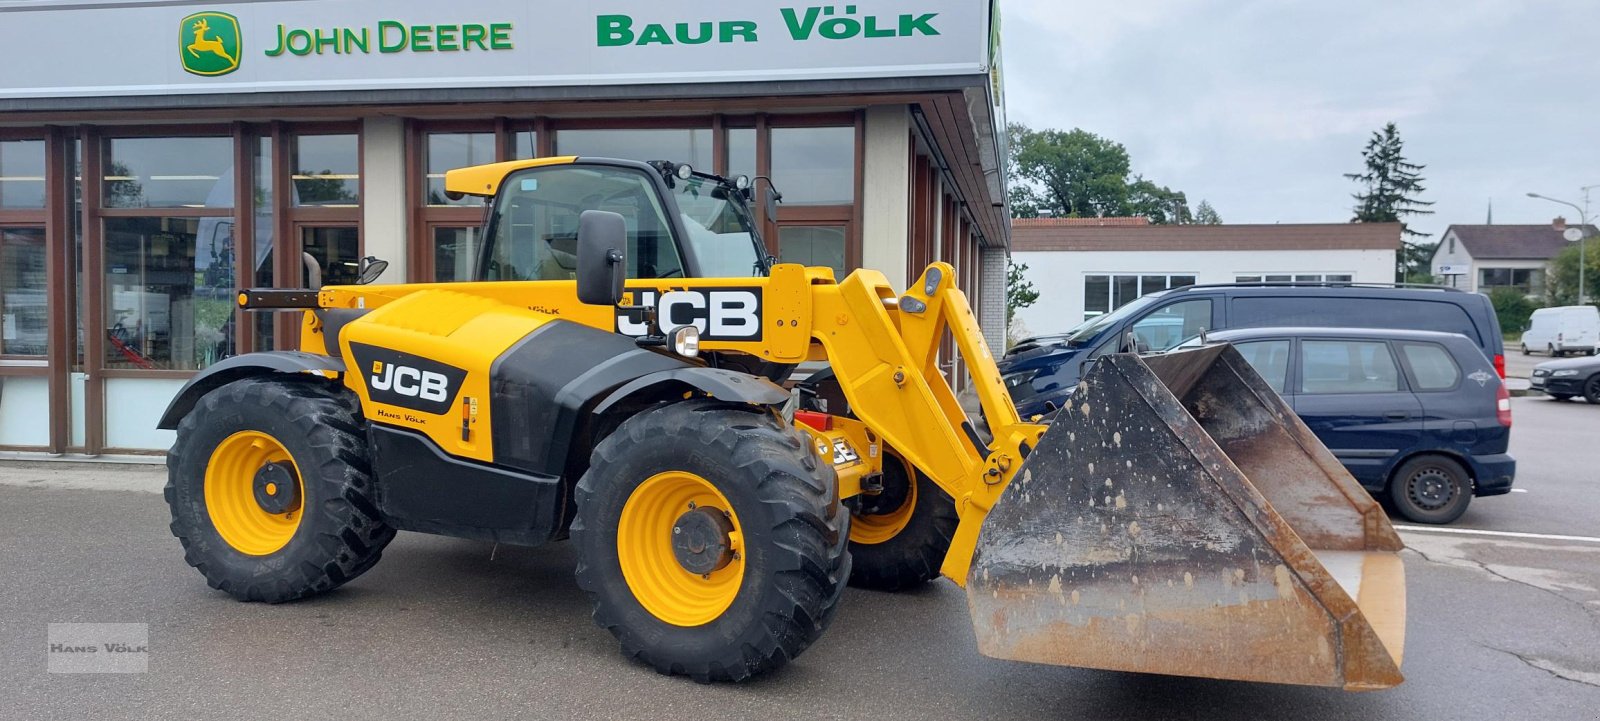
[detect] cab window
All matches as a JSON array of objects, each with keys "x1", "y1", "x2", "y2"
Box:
[
  {"x1": 1131, "y1": 299, "x2": 1212, "y2": 352},
  {"x1": 1299, "y1": 340, "x2": 1401, "y2": 394},
  {"x1": 481, "y1": 165, "x2": 684, "y2": 281}
]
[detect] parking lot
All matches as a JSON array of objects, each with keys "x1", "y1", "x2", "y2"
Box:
[{"x1": 1, "y1": 394, "x2": 1597, "y2": 721}]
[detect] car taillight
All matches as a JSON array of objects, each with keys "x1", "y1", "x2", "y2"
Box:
[
  {"x1": 1496, "y1": 383, "x2": 1512, "y2": 428},
  {"x1": 1493, "y1": 353, "x2": 1506, "y2": 379}
]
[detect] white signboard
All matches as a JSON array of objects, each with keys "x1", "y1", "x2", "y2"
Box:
[
  {"x1": 1437, "y1": 264, "x2": 1469, "y2": 276},
  {"x1": 0, "y1": 0, "x2": 991, "y2": 100}
]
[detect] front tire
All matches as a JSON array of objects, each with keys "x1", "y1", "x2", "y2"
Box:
[
  {"x1": 572, "y1": 401, "x2": 849, "y2": 683},
  {"x1": 1520, "y1": 343, "x2": 1529, "y2": 356},
  {"x1": 165, "y1": 377, "x2": 394, "y2": 603},
  {"x1": 1585, "y1": 376, "x2": 1600, "y2": 405},
  {"x1": 846, "y1": 452, "x2": 958, "y2": 591},
  {"x1": 1388, "y1": 454, "x2": 1472, "y2": 524}
]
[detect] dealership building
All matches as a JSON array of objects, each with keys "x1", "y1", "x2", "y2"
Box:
[{"x1": 0, "y1": 0, "x2": 1010, "y2": 455}]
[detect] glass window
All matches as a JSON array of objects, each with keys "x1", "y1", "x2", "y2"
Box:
[
  {"x1": 1234, "y1": 340, "x2": 1291, "y2": 393},
  {"x1": 779, "y1": 226, "x2": 847, "y2": 277},
  {"x1": 0, "y1": 140, "x2": 46, "y2": 209},
  {"x1": 1171, "y1": 275, "x2": 1196, "y2": 288},
  {"x1": 433, "y1": 226, "x2": 481, "y2": 282},
  {"x1": 1113, "y1": 275, "x2": 1139, "y2": 308},
  {"x1": 1141, "y1": 275, "x2": 1168, "y2": 294},
  {"x1": 1300, "y1": 340, "x2": 1401, "y2": 394},
  {"x1": 252, "y1": 136, "x2": 275, "y2": 350},
  {"x1": 1230, "y1": 297, "x2": 1481, "y2": 344},
  {"x1": 1131, "y1": 299, "x2": 1211, "y2": 352},
  {"x1": 1084, "y1": 275, "x2": 1110, "y2": 316},
  {"x1": 301, "y1": 227, "x2": 360, "y2": 287},
  {"x1": 1236, "y1": 275, "x2": 1262, "y2": 283},
  {"x1": 1, "y1": 228, "x2": 47, "y2": 356},
  {"x1": 1264, "y1": 274, "x2": 1292, "y2": 282},
  {"x1": 769, "y1": 126, "x2": 854, "y2": 205},
  {"x1": 482, "y1": 165, "x2": 682, "y2": 281},
  {"x1": 426, "y1": 132, "x2": 495, "y2": 206},
  {"x1": 556, "y1": 129, "x2": 712, "y2": 170},
  {"x1": 104, "y1": 137, "x2": 234, "y2": 209},
  {"x1": 514, "y1": 130, "x2": 538, "y2": 160},
  {"x1": 672, "y1": 175, "x2": 763, "y2": 277},
  {"x1": 104, "y1": 216, "x2": 235, "y2": 370},
  {"x1": 1400, "y1": 342, "x2": 1461, "y2": 391},
  {"x1": 292, "y1": 134, "x2": 359, "y2": 207},
  {"x1": 727, "y1": 128, "x2": 756, "y2": 180},
  {"x1": 1327, "y1": 274, "x2": 1353, "y2": 283},
  {"x1": 1294, "y1": 274, "x2": 1321, "y2": 282}
]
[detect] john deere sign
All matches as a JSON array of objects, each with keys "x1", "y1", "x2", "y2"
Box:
[
  {"x1": 180, "y1": 12, "x2": 241, "y2": 76},
  {"x1": 0, "y1": 0, "x2": 992, "y2": 102}
]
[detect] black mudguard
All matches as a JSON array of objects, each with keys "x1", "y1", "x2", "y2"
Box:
[{"x1": 156, "y1": 351, "x2": 346, "y2": 430}]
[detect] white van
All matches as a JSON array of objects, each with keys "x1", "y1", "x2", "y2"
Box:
[{"x1": 1520, "y1": 305, "x2": 1600, "y2": 357}]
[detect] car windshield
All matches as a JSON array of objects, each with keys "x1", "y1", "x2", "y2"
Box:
[
  {"x1": 1055, "y1": 295, "x2": 1163, "y2": 347},
  {"x1": 672, "y1": 175, "x2": 766, "y2": 277}
]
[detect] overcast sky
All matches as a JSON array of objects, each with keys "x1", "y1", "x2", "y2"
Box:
[{"x1": 999, "y1": 0, "x2": 1600, "y2": 240}]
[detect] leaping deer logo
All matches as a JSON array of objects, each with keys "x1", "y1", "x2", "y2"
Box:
[{"x1": 188, "y1": 18, "x2": 235, "y2": 65}]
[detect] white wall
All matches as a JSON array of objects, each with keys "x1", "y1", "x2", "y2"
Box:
[
  {"x1": 861, "y1": 105, "x2": 910, "y2": 288},
  {"x1": 1011, "y1": 247, "x2": 1396, "y2": 338},
  {"x1": 362, "y1": 116, "x2": 408, "y2": 283},
  {"x1": 1431, "y1": 229, "x2": 1474, "y2": 290}
]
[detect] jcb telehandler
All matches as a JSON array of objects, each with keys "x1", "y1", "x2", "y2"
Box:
[{"x1": 160, "y1": 157, "x2": 1407, "y2": 688}]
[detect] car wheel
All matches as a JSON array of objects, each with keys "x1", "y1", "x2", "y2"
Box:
[
  {"x1": 1520, "y1": 343, "x2": 1529, "y2": 356},
  {"x1": 1548, "y1": 344, "x2": 1557, "y2": 357},
  {"x1": 1585, "y1": 376, "x2": 1600, "y2": 405},
  {"x1": 1388, "y1": 455, "x2": 1472, "y2": 524}
]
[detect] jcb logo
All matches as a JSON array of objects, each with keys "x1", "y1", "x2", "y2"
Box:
[
  {"x1": 617, "y1": 288, "x2": 763, "y2": 341},
  {"x1": 349, "y1": 343, "x2": 467, "y2": 417},
  {"x1": 369, "y1": 361, "x2": 451, "y2": 403}
]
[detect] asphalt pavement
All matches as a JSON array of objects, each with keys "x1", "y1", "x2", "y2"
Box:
[{"x1": 1, "y1": 396, "x2": 1597, "y2": 720}]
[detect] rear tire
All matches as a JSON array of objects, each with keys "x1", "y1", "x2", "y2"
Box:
[
  {"x1": 846, "y1": 452, "x2": 958, "y2": 592},
  {"x1": 1585, "y1": 376, "x2": 1600, "y2": 405},
  {"x1": 165, "y1": 376, "x2": 394, "y2": 603},
  {"x1": 1388, "y1": 454, "x2": 1472, "y2": 524},
  {"x1": 572, "y1": 400, "x2": 849, "y2": 683},
  {"x1": 1520, "y1": 343, "x2": 1529, "y2": 356}
]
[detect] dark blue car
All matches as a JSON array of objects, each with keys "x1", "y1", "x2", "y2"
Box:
[
  {"x1": 1186, "y1": 327, "x2": 1515, "y2": 524},
  {"x1": 1002, "y1": 284, "x2": 1506, "y2": 420}
]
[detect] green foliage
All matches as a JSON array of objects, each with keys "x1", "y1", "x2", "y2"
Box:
[
  {"x1": 1006, "y1": 259, "x2": 1039, "y2": 322},
  {"x1": 1006, "y1": 123, "x2": 1209, "y2": 224},
  {"x1": 1547, "y1": 237, "x2": 1600, "y2": 306},
  {"x1": 1194, "y1": 200, "x2": 1222, "y2": 225},
  {"x1": 1345, "y1": 122, "x2": 1433, "y2": 240},
  {"x1": 1488, "y1": 287, "x2": 1541, "y2": 334},
  {"x1": 1400, "y1": 241, "x2": 1438, "y2": 283}
]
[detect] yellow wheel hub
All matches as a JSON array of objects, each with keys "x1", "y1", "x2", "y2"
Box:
[
  {"x1": 204, "y1": 430, "x2": 304, "y2": 556},
  {"x1": 617, "y1": 471, "x2": 745, "y2": 627},
  {"x1": 850, "y1": 454, "x2": 918, "y2": 545}
]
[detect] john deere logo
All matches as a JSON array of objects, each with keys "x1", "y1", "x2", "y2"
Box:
[{"x1": 180, "y1": 12, "x2": 241, "y2": 76}]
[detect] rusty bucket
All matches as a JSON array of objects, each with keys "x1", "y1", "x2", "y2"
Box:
[{"x1": 967, "y1": 344, "x2": 1406, "y2": 690}]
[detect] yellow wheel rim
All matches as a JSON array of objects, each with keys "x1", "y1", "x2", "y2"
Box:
[
  {"x1": 204, "y1": 430, "x2": 304, "y2": 556},
  {"x1": 617, "y1": 471, "x2": 745, "y2": 627},
  {"x1": 850, "y1": 454, "x2": 918, "y2": 545}
]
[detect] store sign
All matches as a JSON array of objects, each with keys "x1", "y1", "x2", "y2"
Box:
[{"x1": 0, "y1": 0, "x2": 993, "y2": 101}]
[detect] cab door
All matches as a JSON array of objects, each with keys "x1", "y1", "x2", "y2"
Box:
[{"x1": 1289, "y1": 338, "x2": 1422, "y2": 489}]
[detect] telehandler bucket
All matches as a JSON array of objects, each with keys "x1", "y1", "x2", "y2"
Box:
[{"x1": 967, "y1": 344, "x2": 1407, "y2": 690}]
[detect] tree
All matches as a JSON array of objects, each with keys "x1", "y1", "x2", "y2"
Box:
[
  {"x1": 1488, "y1": 287, "x2": 1541, "y2": 335},
  {"x1": 1127, "y1": 177, "x2": 1191, "y2": 225},
  {"x1": 1548, "y1": 237, "x2": 1600, "y2": 306},
  {"x1": 1006, "y1": 123, "x2": 1210, "y2": 225},
  {"x1": 1006, "y1": 259, "x2": 1039, "y2": 323},
  {"x1": 1344, "y1": 122, "x2": 1434, "y2": 281},
  {"x1": 1194, "y1": 200, "x2": 1222, "y2": 225}
]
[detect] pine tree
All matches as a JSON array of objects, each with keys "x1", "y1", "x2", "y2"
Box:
[
  {"x1": 1194, "y1": 200, "x2": 1222, "y2": 225},
  {"x1": 1345, "y1": 123, "x2": 1435, "y2": 280}
]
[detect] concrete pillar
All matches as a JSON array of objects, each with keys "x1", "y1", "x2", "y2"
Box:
[
  {"x1": 861, "y1": 105, "x2": 910, "y2": 288},
  {"x1": 980, "y1": 247, "x2": 1008, "y2": 356},
  {"x1": 361, "y1": 116, "x2": 407, "y2": 283}
]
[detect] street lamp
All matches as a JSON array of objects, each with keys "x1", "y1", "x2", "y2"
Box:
[{"x1": 1527, "y1": 190, "x2": 1597, "y2": 305}]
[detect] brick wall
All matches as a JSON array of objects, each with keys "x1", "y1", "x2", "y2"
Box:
[{"x1": 980, "y1": 247, "x2": 1008, "y2": 357}]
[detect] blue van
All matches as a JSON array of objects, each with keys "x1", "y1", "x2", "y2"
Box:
[
  {"x1": 1187, "y1": 327, "x2": 1515, "y2": 524},
  {"x1": 1002, "y1": 284, "x2": 1506, "y2": 419}
]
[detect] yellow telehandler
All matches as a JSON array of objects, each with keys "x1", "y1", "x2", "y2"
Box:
[{"x1": 159, "y1": 156, "x2": 1406, "y2": 688}]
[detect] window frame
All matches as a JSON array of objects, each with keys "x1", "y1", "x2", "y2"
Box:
[
  {"x1": 1395, "y1": 340, "x2": 1463, "y2": 393},
  {"x1": 1082, "y1": 273, "x2": 1198, "y2": 321}
]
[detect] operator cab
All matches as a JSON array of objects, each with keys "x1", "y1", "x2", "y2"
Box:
[{"x1": 456, "y1": 157, "x2": 771, "y2": 284}]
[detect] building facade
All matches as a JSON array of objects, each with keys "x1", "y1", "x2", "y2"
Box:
[
  {"x1": 1430, "y1": 224, "x2": 1593, "y2": 296},
  {"x1": 1010, "y1": 219, "x2": 1399, "y2": 338},
  {"x1": 0, "y1": 0, "x2": 1010, "y2": 455}
]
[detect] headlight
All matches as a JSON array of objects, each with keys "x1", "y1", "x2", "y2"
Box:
[
  {"x1": 1003, "y1": 369, "x2": 1039, "y2": 389},
  {"x1": 1551, "y1": 369, "x2": 1580, "y2": 377},
  {"x1": 669, "y1": 324, "x2": 700, "y2": 358}
]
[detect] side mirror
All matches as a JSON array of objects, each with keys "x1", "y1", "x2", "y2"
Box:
[
  {"x1": 577, "y1": 210, "x2": 627, "y2": 306},
  {"x1": 356, "y1": 256, "x2": 389, "y2": 285},
  {"x1": 760, "y1": 185, "x2": 783, "y2": 219}
]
